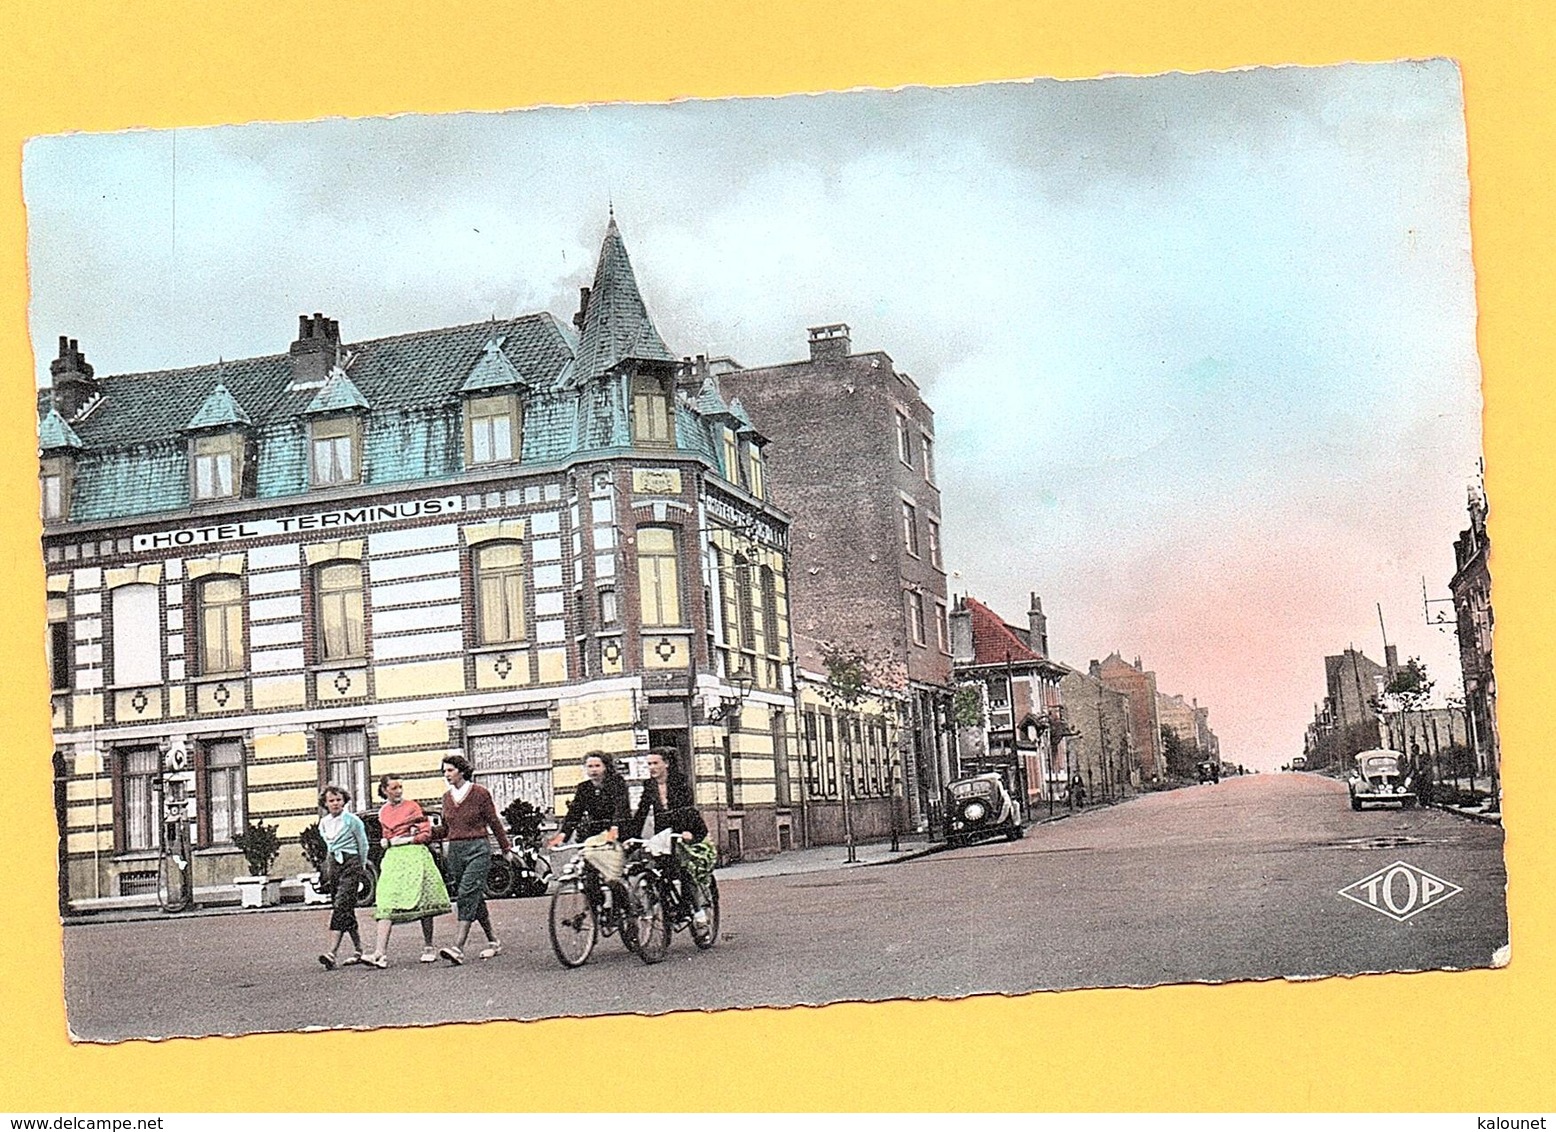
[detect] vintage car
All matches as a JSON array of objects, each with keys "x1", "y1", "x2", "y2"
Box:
[
  {"x1": 944, "y1": 773, "x2": 1024, "y2": 848},
  {"x1": 1348, "y1": 748, "x2": 1416, "y2": 810}
]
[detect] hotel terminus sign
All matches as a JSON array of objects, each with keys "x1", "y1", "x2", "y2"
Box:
[{"x1": 131, "y1": 497, "x2": 464, "y2": 552}]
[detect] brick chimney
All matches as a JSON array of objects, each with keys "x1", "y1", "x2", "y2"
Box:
[
  {"x1": 289, "y1": 313, "x2": 340, "y2": 389},
  {"x1": 1027, "y1": 593, "x2": 1049, "y2": 658},
  {"x1": 948, "y1": 596, "x2": 974, "y2": 666},
  {"x1": 807, "y1": 323, "x2": 851, "y2": 363},
  {"x1": 49, "y1": 336, "x2": 99, "y2": 421}
]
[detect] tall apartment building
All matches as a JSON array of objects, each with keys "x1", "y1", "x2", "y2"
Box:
[
  {"x1": 1449, "y1": 482, "x2": 1497, "y2": 779},
  {"x1": 719, "y1": 324, "x2": 955, "y2": 837},
  {"x1": 1091, "y1": 653, "x2": 1165, "y2": 783},
  {"x1": 39, "y1": 216, "x2": 802, "y2": 910}
]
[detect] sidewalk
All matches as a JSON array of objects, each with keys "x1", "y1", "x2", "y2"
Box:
[{"x1": 715, "y1": 833, "x2": 938, "y2": 881}]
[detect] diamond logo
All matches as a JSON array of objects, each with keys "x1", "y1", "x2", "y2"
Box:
[{"x1": 1339, "y1": 860, "x2": 1463, "y2": 922}]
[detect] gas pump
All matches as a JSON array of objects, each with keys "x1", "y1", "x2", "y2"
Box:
[{"x1": 159, "y1": 738, "x2": 195, "y2": 912}]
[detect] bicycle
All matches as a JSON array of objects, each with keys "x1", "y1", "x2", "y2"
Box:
[
  {"x1": 622, "y1": 832, "x2": 720, "y2": 964},
  {"x1": 546, "y1": 842, "x2": 642, "y2": 967}
]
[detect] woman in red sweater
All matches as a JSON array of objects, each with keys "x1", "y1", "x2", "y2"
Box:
[
  {"x1": 362, "y1": 775, "x2": 451, "y2": 969},
  {"x1": 433, "y1": 755, "x2": 515, "y2": 965}
]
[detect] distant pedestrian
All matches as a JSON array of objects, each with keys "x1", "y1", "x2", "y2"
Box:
[
  {"x1": 432, "y1": 755, "x2": 514, "y2": 965},
  {"x1": 362, "y1": 776, "x2": 450, "y2": 969},
  {"x1": 317, "y1": 785, "x2": 369, "y2": 970},
  {"x1": 1070, "y1": 776, "x2": 1087, "y2": 808}
]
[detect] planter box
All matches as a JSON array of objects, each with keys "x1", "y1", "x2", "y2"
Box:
[
  {"x1": 234, "y1": 875, "x2": 282, "y2": 908},
  {"x1": 299, "y1": 873, "x2": 330, "y2": 905}
]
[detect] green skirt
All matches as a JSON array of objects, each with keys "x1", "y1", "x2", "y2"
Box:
[{"x1": 374, "y1": 843, "x2": 452, "y2": 923}]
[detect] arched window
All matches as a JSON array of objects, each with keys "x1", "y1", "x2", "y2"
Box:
[
  {"x1": 475, "y1": 541, "x2": 526, "y2": 644},
  {"x1": 110, "y1": 583, "x2": 161, "y2": 686},
  {"x1": 197, "y1": 575, "x2": 245, "y2": 674},
  {"x1": 315, "y1": 561, "x2": 365, "y2": 661},
  {"x1": 636, "y1": 527, "x2": 682, "y2": 627}
]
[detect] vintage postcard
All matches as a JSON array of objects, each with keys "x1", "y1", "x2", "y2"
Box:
[{"x1": 26, "y1": 61, "x2": 1505, "y2": 1042}]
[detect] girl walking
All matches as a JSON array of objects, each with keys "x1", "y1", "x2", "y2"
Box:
[
  {"x1": 362, "y1": 775, "x2": 450, "y2": 968},
  {"x1": 432, "y1": 755, "x2": 514, "y2": 965},
  {"x1": 317, "y1": 785, "x2": 369, "y2": 969}
]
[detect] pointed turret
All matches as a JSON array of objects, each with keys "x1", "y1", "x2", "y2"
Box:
[{"x1": 572, "y1": 216, "x2": 675, "y2": 381}]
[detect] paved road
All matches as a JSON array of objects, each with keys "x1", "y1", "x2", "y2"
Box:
[{"x1": 63, "y1": 772, "x2": 1508, "y2": 1041}]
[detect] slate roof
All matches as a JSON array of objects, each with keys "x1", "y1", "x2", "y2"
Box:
[
  {"x1": 184, "y1": 382, "x2": 253, "y2": 431},
  {"x1": 38, "y1": 408, "x2": 84, "y2": 452},
  {"x1": 572, "y1": 216, "x2": 675, "y2": 381},
  {"x1": 40, "y1": 219, "x2": 778, "y2": 525}
]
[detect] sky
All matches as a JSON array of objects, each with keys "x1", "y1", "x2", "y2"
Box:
[{"x1": 22, "y1": 62, "x2": 1485, "y2": 769}]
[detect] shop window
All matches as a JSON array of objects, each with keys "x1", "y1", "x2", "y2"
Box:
[
  {"x1": 199, "y1": 739, "x2": 246, "y2": 847},
  {"x1": 197, "y1": 575, "x2": 245, "y2": 675},
  {"x1": 475, "y1": 541, "x2": 526, "y2": 644},
  {"x1": 466, "y1": 393, "x2": 521, "y2": 465},
  {"x1": 636, "y1": 527, "x2": 682, "y2": 627},
  {"x1": 314, "y1": 561, "x2": 365, "y2": 661},
  {"x1": 467, "y1": 722, "x2": 552, "y2": 815},
  {"x1": 110, "y1": 583, "x2": 161, "y2": 686}
]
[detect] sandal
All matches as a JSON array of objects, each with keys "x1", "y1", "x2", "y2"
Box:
[
  {"x1": 478, "y1": 940, "x2": 503, "y2": 960},
  {"x1": 340, "y1": 953, "x2": 363, "y2": 967},
  {"x1": 318, "y1": 953, "x2": 336, "y2": 970},
  {"x1": 439, "y1": 946, "x2": 465, "y2": 966},
  {"x1": 419, "y1": 947, "x2": 439, "y2": 964},
  {"x1": 362, "y1": 954, "x2": 388, "y2": 969}
]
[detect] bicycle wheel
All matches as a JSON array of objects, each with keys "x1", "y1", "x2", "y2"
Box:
[
  {"x1": 548, "y1": 879, "x2": 598, "y2": 968},
  {"x1": 631, "y1": 873, "x2": 670, "y2": 965},
  {"x1": 692, "y1": 876, "x2": 719, "y2": 950}
]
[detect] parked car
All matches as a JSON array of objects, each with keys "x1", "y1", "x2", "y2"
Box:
[
  {"x1": 1196, "y1": 761, "x2": 1220, "y2": 784},
  {"x1": 944, "y1": 773, "x2": 1024, "y2": 848},
  {"x1": 1348, "y1": 748, "x2": 1416, "y2": 810}
]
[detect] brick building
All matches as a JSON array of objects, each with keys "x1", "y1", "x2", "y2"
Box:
[
  {"x1": 39, "y1": 216, "x2": 803, "y2": 910},
  {"x1": 1449, "y1": 482, "x2": 1497, "y2": 781},
  {"x1": 1091, "y1": 653, "x2": 1165, "y2": 783},
  {"x1": 948, "y1": 594, "x2": 1067, "y2": 809},
  {"x1": 1056, "y1": 667, "x2": 1136, "y2": 801},
  {"x1": 719, "y1": 324, "x2": 955, "y2": 837}
]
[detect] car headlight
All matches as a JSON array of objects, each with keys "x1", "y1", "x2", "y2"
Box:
[{"x1": 964, "y1": 802, "x2": 986, "y2": 822}]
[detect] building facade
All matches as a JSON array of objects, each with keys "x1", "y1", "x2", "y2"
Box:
[
  {"x1": 949, "y1": 594, "x2": 1066, "y2": 810},
  {"x1": 719, "y1": 324, "x2": 956, "y2": 837},
  {"x1": 1056, "y1": 667, "x2": 1137, "y2": 801},
  {"x1": 1091, "y1": 653, "x2": 1165, "y2": 783},
  {"x1": 41, "y1": 218, "x2": 803, "y2": 910},
  {"x1": 1449, "y1": 482, "x2": 1497, "y2": 781}
]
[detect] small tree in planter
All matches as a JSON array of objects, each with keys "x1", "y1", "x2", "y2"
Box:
[{"x1": 232, "y1": 820, "x2": 283, "y2": 907}]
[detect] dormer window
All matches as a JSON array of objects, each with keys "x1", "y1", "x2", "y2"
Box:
[
  {"x1": 40, "y1": 458, "x2": 72, "y2": 522},
  {"x1": 311, "y1": 417, "x2": 361, "y2": 487},
  {"x1": 747, "y1": 443, "x2": 765, "y2": 499},
  {"x1": 722, "y1": 427, "x2": 740, "y2": 486},
  {"x1": 466, "y1": 393, "x2": 521, "y2": 465},
  {"x1": 192, "y1": 432, "x2": 245, "y2": 500},
  {"x1": 631, "y1": 374, "x2": 673, "y2": 446}
]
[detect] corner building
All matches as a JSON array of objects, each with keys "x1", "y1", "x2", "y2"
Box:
[{"x1": 40, "y1": 219, "x2": 799, "y2": 910}]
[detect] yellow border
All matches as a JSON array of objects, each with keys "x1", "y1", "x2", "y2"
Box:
[{"x1": 3, "y1": 0, "x2": 1553, "y2": 1112}]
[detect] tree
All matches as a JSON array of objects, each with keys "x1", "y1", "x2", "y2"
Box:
[{"x1": 1161, "y1": 725, "x2": 1198, "y2": 779}]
